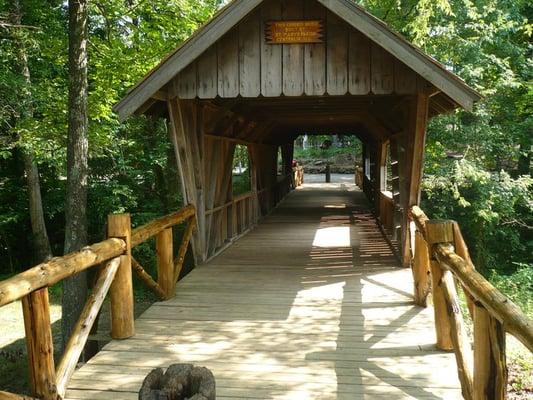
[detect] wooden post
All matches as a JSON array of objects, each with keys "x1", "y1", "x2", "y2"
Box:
[
  {"x1": 108, "y1": 214, "x2": 134, "y2": 339},
  {"x1": 441, "y1": 270, "x2": 474, "y2": 400},
  {"x1": 400, "y1": 93, "x2": 429, "y2": 266},
  {"x1": 453, "y1": 222, "x2": 476, "y2": 318},
  {"x1": 325, "y1": 164, "x2": 331, "y2": 183},
  {"x1": 473, "y1": 304, "x2": 507, "y2": 400},
  {"x1": 156, "y1": 228, "x2": 174, "y2": 299},
  {"x1": 174, "y1": 216, "x2": 195, "y2": 284},
  {"x1": 412, "y1": 230, "x2": 431, "y2": 306},
  {"x1": 21, "y1": 288, "x2": 57, "y2": 399},
  {"x1": 56, "y1": 257, "x2": 121, "y2": 397},
  {"x1": 426, "y1": 220, "x2": 454, "y2": 350}
]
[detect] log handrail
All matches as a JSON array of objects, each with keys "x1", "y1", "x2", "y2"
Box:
[
  {"x1": 0, "y1": 238, "x2": 126, "y2": 307},
  {"x1": 410, "y1": 206, "x2": 533, "y2": 351},
  {"x1": 0, "y1": 204, "x2": 197, "y2": 400},
  {"x1": 409, "y1": 205, "x2": 533, "y2": 399},
  {"x1": 131, "y1": 204, "x2": 196, "y2": 247},
  {"x1": 435, "y1": 243, "x2": 533, "y2": 352}
]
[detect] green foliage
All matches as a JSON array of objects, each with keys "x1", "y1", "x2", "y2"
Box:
[
  {"x1": 232, "y1": 145, "x2": 252, "y2": 195},
  {"x1": 490, "y1": 264, "x2": 533, "y2": 318},
  {"x1": 422, "y1": 159, "x2": 533, "y2": 277},
  {"x1": 294, "y1": 135, "x2": 363, "y2": 161},
  {"x1": 232, "y1": 174, "x2": 251, "y2": 196},
  {"x1": 0, "y1": 0, "x2": 222, "y2": 272}
]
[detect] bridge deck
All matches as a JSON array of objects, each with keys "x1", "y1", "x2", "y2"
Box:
[{"x1": 66, "y1": 182, "x2": 461, "y2": 400}]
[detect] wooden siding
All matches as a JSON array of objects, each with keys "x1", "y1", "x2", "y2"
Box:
[{"x1": 172, "y1": 0, "x2": 421, "y2": 100}]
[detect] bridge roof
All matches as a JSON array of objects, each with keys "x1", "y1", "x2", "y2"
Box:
[{"x1": 114, "y1": 0, "x2": 481, "y2": 121}]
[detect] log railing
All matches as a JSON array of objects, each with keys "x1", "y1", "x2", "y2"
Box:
[
  {"x1": 0, "y1": 204, "x2": 196, "y2": 400},
  {"x1": 203, "y1": 169, "x2": 303, "y2": 256},
  {"x1": 293, "y1": 165, "x2": 304, "y2": 188},
  {"x1": 378, "y1": 191, "x2": 394, "y2": 233},
  {"x1": 355, "y1": 166, "x2": 364, "y2": 188},
  {"x1": 409, "y1": 205, "x2": 533, "y2": 400},
  {"x1": 205, "y1": 191, "x2": 259, "y2": 253}
]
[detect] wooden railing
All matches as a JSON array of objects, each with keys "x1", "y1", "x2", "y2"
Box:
[
  {"x1": 355, "y1": 166, "x2": 364, "y2": 188},
  {"x1": 378, "y1": 190, "x2": 394, "y2": 232},
  {"x1": 0, "y1": 205, "x2": 196, "y2": 400},
  {"x1": 205, "y1": 191, "x2": 259, "y2": 252},
  {"x1": 409, "y1": 206, "x2": 533, "y2": 400},
  {"x1": 293, "y1": 165, "x2": 304, "y2": 188}
]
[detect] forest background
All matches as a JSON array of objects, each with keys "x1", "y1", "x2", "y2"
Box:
[{"x1": 0, "y1": 0, "x2": 531, "y2": 391}]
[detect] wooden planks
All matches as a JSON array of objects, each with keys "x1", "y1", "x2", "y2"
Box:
[
  {"x1": 217, "y1": 30, "x2": 240, "y2": 98},
  {"x1": 197, "y1": 49, "x2": 218, "y2": 99},
  {"x1": 66, "y1": 183, "x2": 462, "y2": 400},
  {"x1": 261, "y1": 0, "x2": 283, "y2": 97},
  {"x1": 326, "y1": 13, "x2": 348, "y2": 95},
  {"x1": 282, "y1": 0, "x2": 305, "y2": 96},
  {"x1": 304, "y1": 1, "x2": 327, "y2": 95},
  {"x1": 168, "y1": 3, "x2": 418, "y2": 100},
  {"x1": 239, "y1": 11, "x2": 261, "y2": 97}
]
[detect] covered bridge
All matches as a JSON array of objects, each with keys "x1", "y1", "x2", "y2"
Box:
[
  {"x1": 10, "y1": 1, "x2": 533, "y2": 400},
  {"x1": 114, "y1": 0, "x2": 480, "y2": 266}
]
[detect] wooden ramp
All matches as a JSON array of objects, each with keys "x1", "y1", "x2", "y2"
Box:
[{"x1": 66, "y1": 182, "x2": 462, "y2": 400}]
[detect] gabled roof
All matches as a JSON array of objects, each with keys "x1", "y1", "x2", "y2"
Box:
[{"x1": 114, "y1": 0, "x2": 481, "y2": 121}]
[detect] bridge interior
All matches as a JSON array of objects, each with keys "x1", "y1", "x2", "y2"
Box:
[{"x1": 66, "y1": 182, "x2": 461, "y2": 399}]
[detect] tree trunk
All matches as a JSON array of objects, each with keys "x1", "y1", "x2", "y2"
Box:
[
  {"x1": 11, "y1": 0, "x2": 53, "y2": 264},
  {"x1": 23, "y1": 153, "x2": 53, "y2": 262},
  {"x1": 62, "y1": 0, "x2": 89, "y2": 353}
]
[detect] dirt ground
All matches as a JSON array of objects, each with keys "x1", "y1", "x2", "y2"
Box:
[{"x1": 0, "y1": 295, "x2": 154, "y2": 395}]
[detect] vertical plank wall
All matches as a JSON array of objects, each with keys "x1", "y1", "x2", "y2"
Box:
[{"x1": 172, "y1": 0, "x2": 422, "y2": 99}]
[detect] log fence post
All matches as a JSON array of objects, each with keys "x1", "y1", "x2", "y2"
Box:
[
  {"x1": 412, "y1": 230, "x2": 431, "y2": 307},
  {"x1": 426, "y1": 220, "x2": 454, "y2": 350},
  {"x1": 473, "y1": 303, "x2": 507, "y2": 400},
  {"x1": 156, "y1": 228, "x2": 174, "y2": 299},
  {"x1": 108, "y1": 214, "x2": 135, "y2": 339},
  {"x1": 21, "y1": 288, "x2": 57, "y2": 399}
]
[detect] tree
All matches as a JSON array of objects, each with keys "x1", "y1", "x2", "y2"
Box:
[
  {"x1": 9, "y1": 0, "x2": 52, "y2": 264},
  {"x1": 62, "y1": 0, "x2": 89, "y2": 350}
]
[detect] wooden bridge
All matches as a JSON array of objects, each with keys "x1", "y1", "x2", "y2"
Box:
[
  {"x1": 64, "y1": 182, "x2": 462, "y2": 400},
  {"x1": 1, "y1": 0, "x2": 532, "y2": 399}
]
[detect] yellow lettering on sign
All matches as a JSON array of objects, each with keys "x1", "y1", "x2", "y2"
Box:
[{"x1": 265, "y1": 20, "x2": 324, "y2": 44}]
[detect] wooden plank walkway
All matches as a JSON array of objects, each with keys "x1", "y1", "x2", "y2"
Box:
[{"x1": 66, "y1": 182, "x2": 462, "y2": 400}]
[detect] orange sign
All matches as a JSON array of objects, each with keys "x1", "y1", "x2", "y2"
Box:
[{"x1": 266, "y1": 20, "x2": 324, "y2": 44}]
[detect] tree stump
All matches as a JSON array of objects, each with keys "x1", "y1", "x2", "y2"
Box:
[{"x1": 139, "y1": 364, "x2": 215, "y2": 400}]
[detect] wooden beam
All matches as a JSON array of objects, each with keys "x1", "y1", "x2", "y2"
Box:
[
  {"x1": 441, "y1": 272, "x2": 474, "y2": 400},
  {"x1": 435, "y1": 243, "x2": 533, "y2": 353},
  {"x1": 168, "y1": 98, "x2": 204, "y2": 262},
  {"x1": 400, "y1": 92, "x2": 429, "y2": 266},
  {"x1": 0, "y1": 239, "x2": 125, "y2": 307},
  {"x1": 108, "y1": 214, "x2": 134, "y2": 340},
  {"x1": 131, "y1": 205, "x2": 196, "y2": 247},
  {"x1": 56, "y1": 257, "x2": 121, "y2": 397},
  {"x1": 473, "y1": 304, "x2": 507, "y2": 400},
  {"x1": 131, "y1": 258, "x2": 166, "y2": 299},
  {"x1": 21, "y1": 289, "x2": 57, "y2": 399},
  {"x1": 174, "y1": 216, "x2": 196, "y2": 283},
  {"x1": 426, "y1": 220, "x2": 454, "y2": 351},
  {"x1": 156, "y1": 228, "x2": 174, "y2": 299},
  {"x1": 412, "y1": 230, "x2": 430, "y2": 306}
]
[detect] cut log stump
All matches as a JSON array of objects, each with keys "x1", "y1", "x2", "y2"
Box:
[{"x1": 139, "y1": 364, "x2": 215, "y2": 400}]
